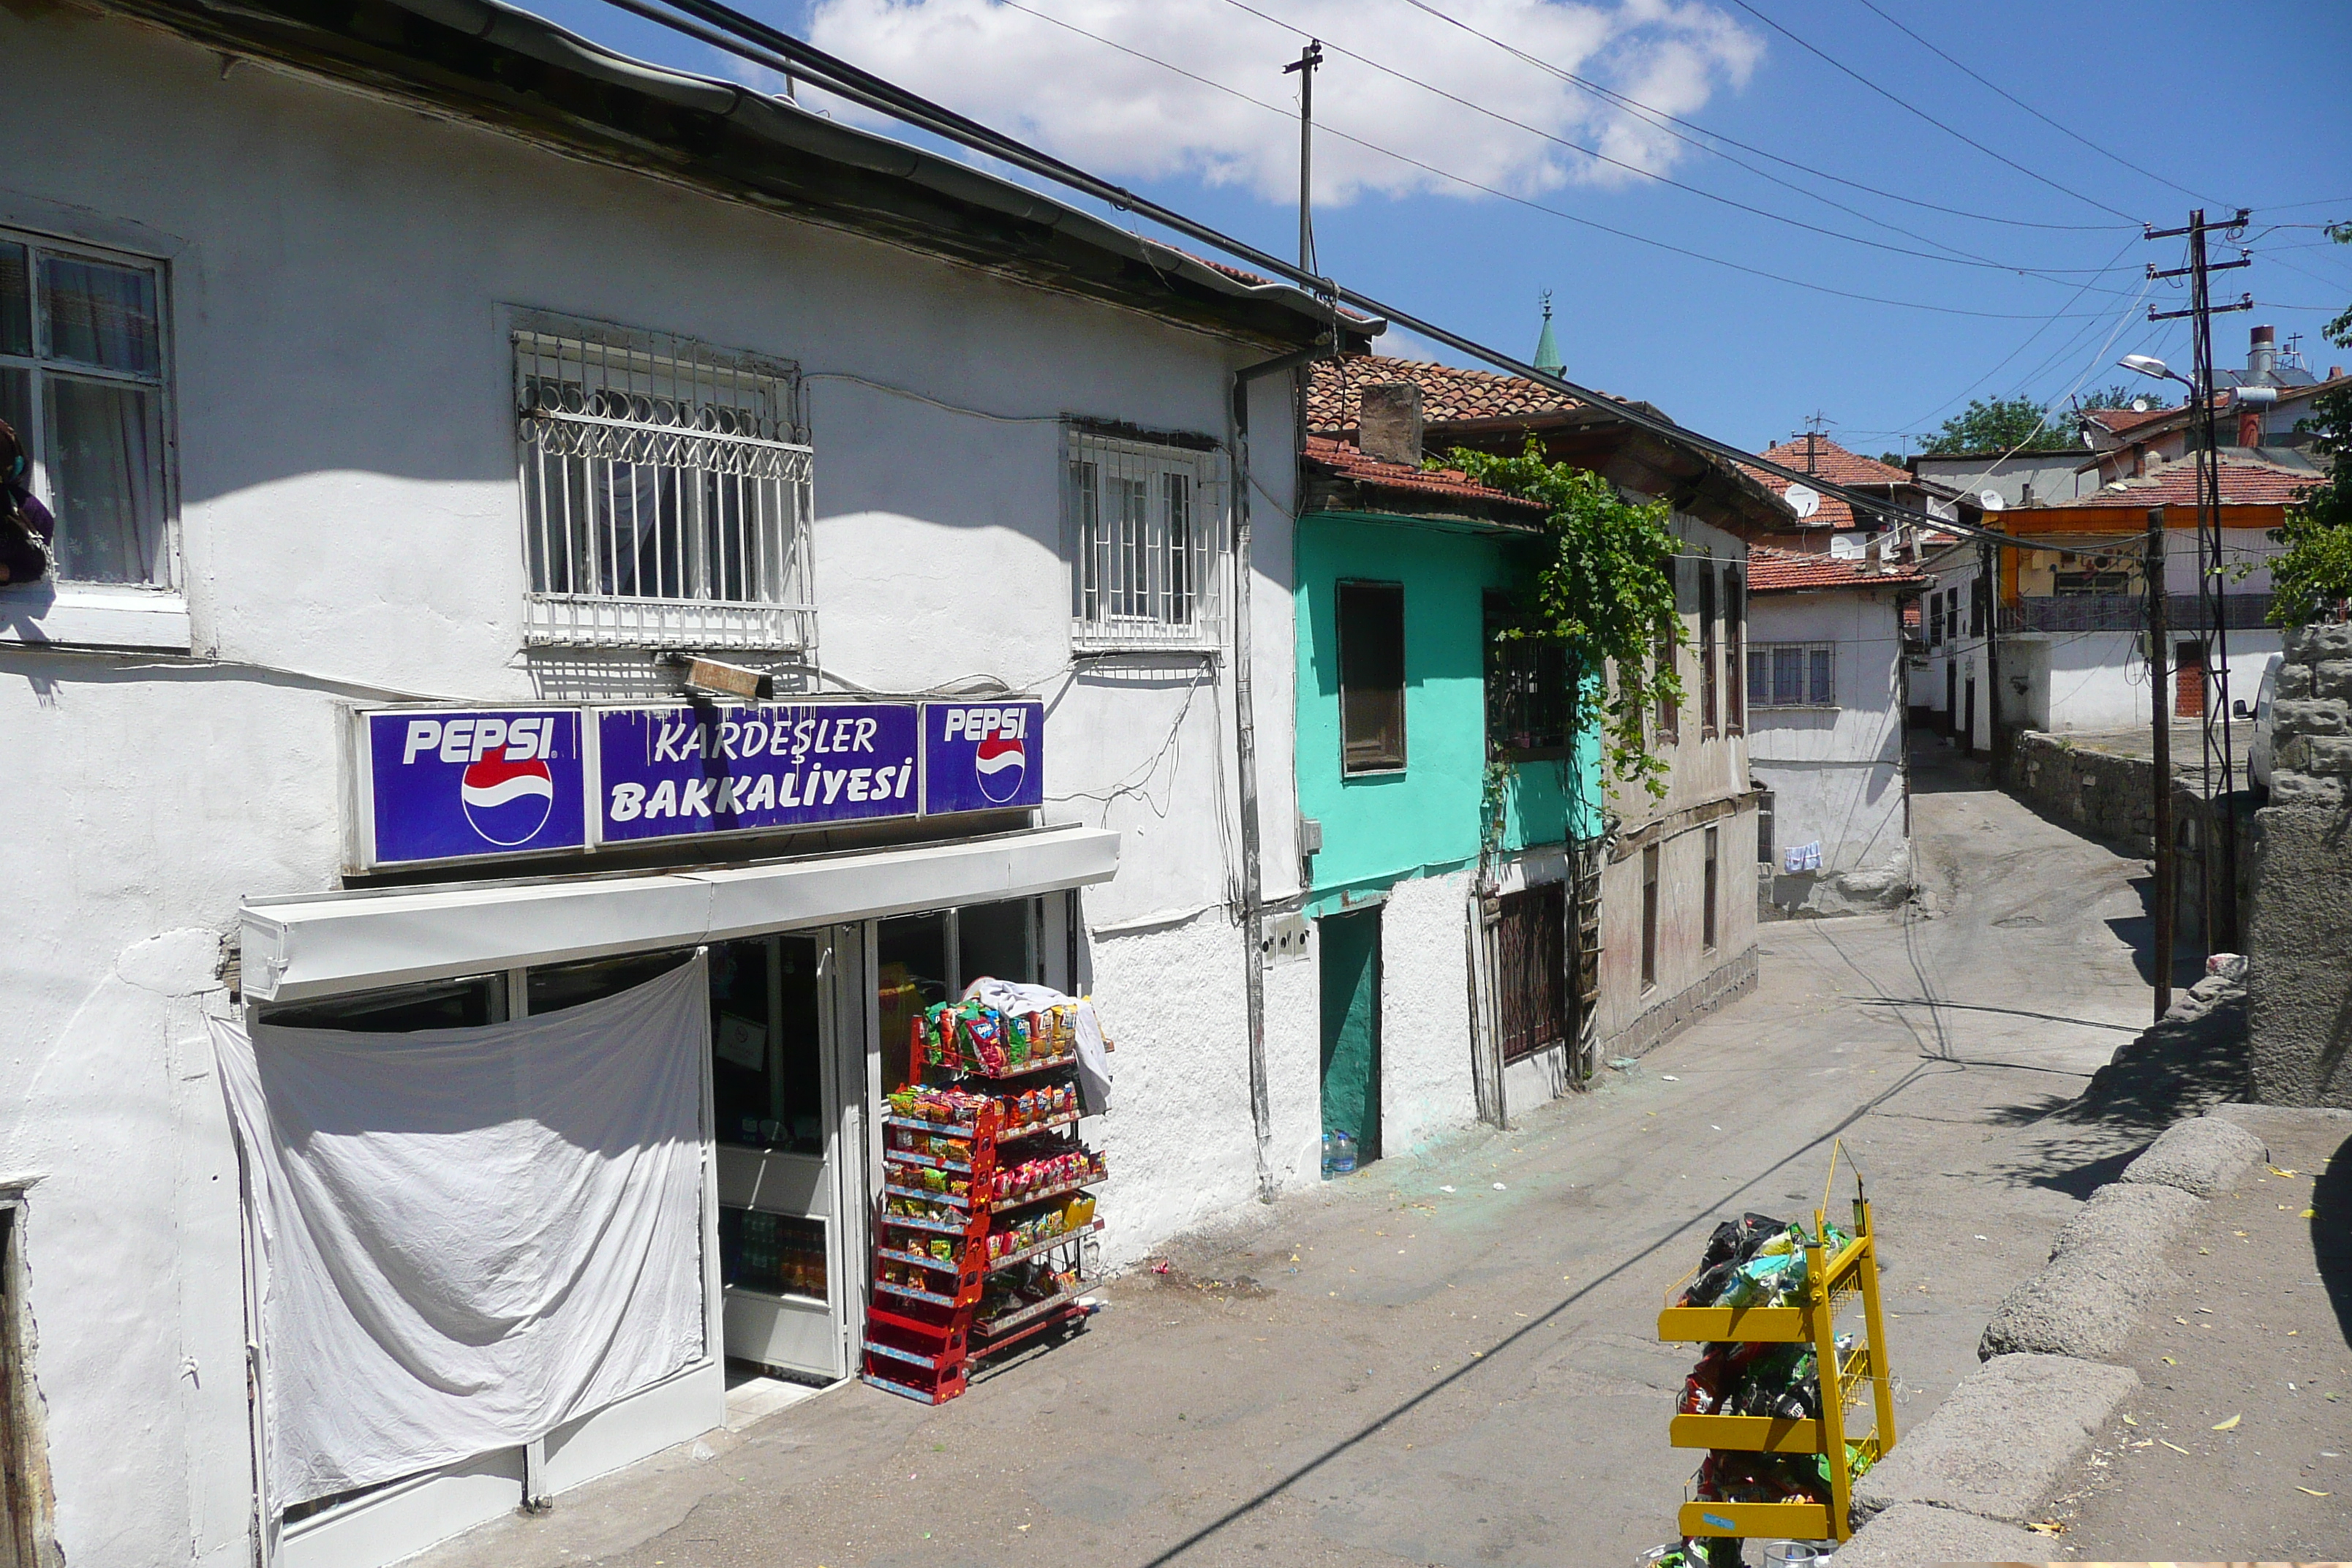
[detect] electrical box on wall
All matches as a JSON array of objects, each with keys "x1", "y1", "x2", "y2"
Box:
[{"x1": 1267, "y1": 913, "x2": 1312, "y2": 965}]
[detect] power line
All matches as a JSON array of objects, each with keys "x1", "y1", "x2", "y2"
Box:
[
  {"x1": 1724, "y1": 0, "x2": 2144, "y2": 224},
  {"x1": 1395, "y1": 0, "x2": 2127, "y2": 234},
  {"x1": 1208, "y1": 0, "x2": 2143, "y2": 289},
  {"x1": 1847, "y1": 0, "x2": 2225, "y2": 210},
  {"x1": 590, "y1": 0, "x2": 2103, "y2": 552},
  {"x1": 979, "y1": 0, "x2": 2114, "y2": 321}
]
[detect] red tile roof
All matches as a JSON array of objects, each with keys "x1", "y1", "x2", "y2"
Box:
[
  {"x1": 1755, "y1": 435, "x2": 1916, "y2": 489},
  {"x1": 2081, "y1": 404, "x2": 2179, "y2": 437},
  {"x1": 2070, "y1": 456, "x2": 2323, "y2": 509},
  {"x1": 1307, "y1": 354, "x2": 1594, "y2": 431},
  {"x1": 1747, "y1": 543, "x2": 1931, "y2": 592},
  {"x1": 1303, "y1": 435, "x2": 1546, "y2": 513}
]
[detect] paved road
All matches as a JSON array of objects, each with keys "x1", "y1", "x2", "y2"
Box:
[{"x1": 427, "y1": 755, "x2": 2168, "y2": 1568}]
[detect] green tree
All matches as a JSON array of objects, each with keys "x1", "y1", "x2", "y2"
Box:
[
  {"x1": 1435, "y1": 442, "x2": 1684, "y2": 798},
  {"x1": 1921, "y1": 396, "x2": 2053, "y2": 454},
  {"x1": 2078, "y1": 383, "x2": 2162, "y2": 412},
  {"x1": 2268, "y1": 220, "x2": 2352, "y2": 625}
]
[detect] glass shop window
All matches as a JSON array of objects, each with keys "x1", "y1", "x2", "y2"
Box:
[
  {"x1": 261, "y1": 973, "x2": 506, "y2": 1032},
  {"x1": 957, "y1": 898, "x2": 1037, "y2": 990},
  {"x1": 877, "y1": 912, "x2": 951, "y2": 1097},
  {"x1": 719, "y1": 1207, "x2": 828, "y2": 1302},
  {"x1": 708, "y1": 935, "x2": 826, "y2": 1155},
  {"x1": 524, "y1": 949, "x2": 693, "y2": 1015}
]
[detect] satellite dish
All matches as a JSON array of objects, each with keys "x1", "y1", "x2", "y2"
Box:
[
  {"x1": 1978, "y1": 489, "x2": 2006, "y2": 512},
  {"x1": 1783, "y1": 483, "x2": 1821, "y2": 520},
  {"x1": 2131, "y1": 399, "x2": 2150, "y2": 412}
]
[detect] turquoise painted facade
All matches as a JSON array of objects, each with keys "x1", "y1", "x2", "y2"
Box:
[{"x1": 1294, "y1": 509, "x2": 1605, "y2": 917}]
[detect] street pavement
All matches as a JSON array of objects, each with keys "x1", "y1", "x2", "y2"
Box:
[{"x1": 424, "y1": 753, "x2": 2179, "y2": 1568}]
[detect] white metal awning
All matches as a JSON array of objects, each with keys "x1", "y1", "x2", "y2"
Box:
[{"x1": 239, "y1": 824, "x2": 1120, "y2": 1003}]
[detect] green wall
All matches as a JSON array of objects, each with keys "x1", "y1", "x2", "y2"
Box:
[{"x1": 1293, "y1": 510, "x2": 1602, "y2": 915}]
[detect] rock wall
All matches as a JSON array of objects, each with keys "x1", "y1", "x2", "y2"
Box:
[
  {"x1": 2247, "y1": 622, "x2": 2352, "y2": 1107},
  {"x1": 2006, "y1": 731, "x2": 2158, "y2": 852}
]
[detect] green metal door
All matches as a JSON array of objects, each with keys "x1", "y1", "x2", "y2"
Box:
[{"x1": 1319, "y1": 908, "x2": 1382, "y2": 1163}]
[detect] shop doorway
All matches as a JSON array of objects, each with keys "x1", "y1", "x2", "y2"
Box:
[{"x1": 1318, "y1": 908, "x2": 1382, "y2": 1172}]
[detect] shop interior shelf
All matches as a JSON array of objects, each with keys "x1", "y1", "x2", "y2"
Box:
[
  {"x1": 883, "y1": 1148, "x2": 973, "y2": 1173},
  {"x1": 987, "y1": 1218, "x2": 1100, "y2": 1273},
  {"x1": 875, "y1": 1277, "x2": 961, "y2": 1308},
  {"x1": 883, "y1": 1183, "x2": 969, "y2": 1210},
  {"x1": 973, "y1": 1283, "x2": 1088, "y2": 1343},
  {"x1": 998, "y1": 1112, "x2": 1079, "y2": 1139},
  {"x1": 878, "y1": 1246, "x2": 962, "y2": 1275},
  {"x1": 883, "y1": 1114, "x2": 984, "y2": 1137},
  {"x1": 934, "y1": 1052, "x2": 1080, "y2": 1082},
  {"x1": 880, "y1": 1210, "x2": 981, "y2": 1237}
]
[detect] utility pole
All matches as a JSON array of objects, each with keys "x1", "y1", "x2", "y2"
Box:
[
  {"x1": 2146, "y1": 208, "x2": 2252, "y2": 951},
  {"x1": 1284, "y1": 40, "x2": 1323, "y2": 274},
  {"x1": 2147, "y1": 505, "x2": 2174, "y2": 1019},
  {"x1": 1980, "y1": 535, "x2": 2002, "y2": 772}
]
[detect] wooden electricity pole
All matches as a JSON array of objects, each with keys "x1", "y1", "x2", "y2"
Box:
[{"x1": 2147, "y1": 505, "x2": 2174, "y2": 1020}]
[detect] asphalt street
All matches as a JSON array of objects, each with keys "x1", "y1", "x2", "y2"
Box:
[{"x1": 426, "y1": 753, "x2": 2174, "y2": 1568}]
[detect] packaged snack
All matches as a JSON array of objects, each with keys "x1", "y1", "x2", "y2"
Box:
[{"x1": 930, "y1": 1238, "x2": 954, "y2": 1262}]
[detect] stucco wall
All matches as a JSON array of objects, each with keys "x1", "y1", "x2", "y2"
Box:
[
  {"x1": 0, "y1": 10, "x2": 1318, "y2": 1564},
  {"x1": 1596, "y1": 799, "x2": 1759, "y2": 1058}
]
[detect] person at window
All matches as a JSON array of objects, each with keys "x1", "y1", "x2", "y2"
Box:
[{"x1": 0, "y1": 420, "x2": 53, "y2": 585}]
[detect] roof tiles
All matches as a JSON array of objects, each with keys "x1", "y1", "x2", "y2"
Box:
[
  {"x1": 2070, "y1": 457, "x2": 2322, "y2": 509},
  {"x1": 1306, "y1": 355, "x2": 1591, "y2": 431},
  {"x1": 1747, "y1": 543, "x2": 1931, "y2": 592},
  {"x1": 1303, "y1": 435, "x2": 1545, "y2": 512}
]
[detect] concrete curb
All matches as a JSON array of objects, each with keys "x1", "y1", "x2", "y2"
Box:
[
  {"x1": 2117, "y1": 1112, "x2": 2267, "y2": 1198},
  {"x1": 1977, "y1": 1182, "x2": 2199, "y2": 1361},
  {"x1": 1851, "y1": 1353, "x2": 2136, "y2": 1526},
  {"x1": 1831, "y1": 1501, "x2": 2051, "y2": 1566}
]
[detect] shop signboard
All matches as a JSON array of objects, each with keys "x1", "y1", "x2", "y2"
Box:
[
  {"x1": 350, "y1": 698, "x2": 1045, "y2": 870},
  {"x1": 359, "y1": 709, "x2": 589, "y2": 867},
  {"x1": 921, "y1": 701, "x2": 1046, "y2": 814},
  {"x1": 597, "y1": 703, "x2": 921, "y2": 845}
]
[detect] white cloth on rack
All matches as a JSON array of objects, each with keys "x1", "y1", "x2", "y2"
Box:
[
  {"x1": 960, "y1": 978, "x2": 1112, "y2": 1114},
  {"x1": 211, "y1": 957, "x2": 709, "y2": 1509}
]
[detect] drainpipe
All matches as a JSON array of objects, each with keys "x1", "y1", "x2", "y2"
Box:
[{"x1": 1232, "y1": 341, "x2": 1329, "y2": 1203}]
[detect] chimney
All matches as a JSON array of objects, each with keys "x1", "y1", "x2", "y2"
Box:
[
  {"x1": 2332, "y1": 366, "x2": 2345, "y2": 382},
  {"x1": 2248, "y1": 323, "x2": 2276, "y2": 383},
  {"x1": 2020, "y1": 480, "x2": 2035, "y2": 507},
  {"x1": 2238, "y1": 402, "x2": 2264, "y2": 448},
  {"x1": 1357, "y1": 382, "x2": 1424, "y2": 467}
]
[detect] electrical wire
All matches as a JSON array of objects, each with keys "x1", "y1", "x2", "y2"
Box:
[
  {"x1": 1723, "y1": 0, "x2": 2143, "y2": 224},
  {"x1": 981, "y1": 0, "x2": 2114, "y2": 322},
  {"x1": 1209, "y1": 0, "x2": 2143, "y2": 287},
  {"x1": 1847, "y1": 0, "x2": 2226, "y2": 211},
  {"x1": 1393, "y1": 0, "x2": 2128, "y2": 233}
]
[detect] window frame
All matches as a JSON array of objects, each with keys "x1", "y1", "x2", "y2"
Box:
[
  {"x1": 1702, "y1": 824, "x2": 1719, "y2": 952},
  {"x1": 1640, "y1": 842, "x2": 1660, "y2": 991},
  {"x1": 1064, "y1": 425, "x2": 1226, "y2": 653},
  {"x1": 1747, "y1": 640, "x2": 1839, "y2": 711},
  {"x1": 1724, "y1": 563, "x2": 1746, "y2": 738},
  {"x1": 1483, "y1": 589, "x2": 1569, "y2": 761},
  {"x1": 1336, "y1": 577, "x2": 1407, "y2": 776},
  {"x1": 512, "y1": 315, "x2": 814, "y2": 653},
  {"x1": 0, "y1": 224, "x2": 179, "y2": 595},
  {"x1": 1698, "y1": 558, "x2": 1719, "y2": 737}
]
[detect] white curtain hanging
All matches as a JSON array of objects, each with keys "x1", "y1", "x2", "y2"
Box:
[{"x1": 212, "y1": 957, "x2": 711, "y2": 1509}]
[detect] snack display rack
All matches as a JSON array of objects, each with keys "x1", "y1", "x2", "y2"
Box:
[
  {"x1": 1656, "y1": 1193, "x2": 1897, "y2": 1552},
  {"x1": 860, "y1": 1000, "x2": 1104, "y2": 1405}
]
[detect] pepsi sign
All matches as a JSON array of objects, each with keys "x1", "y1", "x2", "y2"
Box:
[
  {"x1": 598, "y1": 704, "x2": 921, "y2": 844},
  {"x1": 923, "y1": 702, "x2": 1045, "y2": 813},
  {"x1": 361, "y1": 710, "x2": 587, "y2": 867}
]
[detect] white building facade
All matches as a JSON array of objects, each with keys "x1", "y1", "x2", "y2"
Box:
[{"x1": 0, "y1": 1, "x2": 1361, "y2": 1563}]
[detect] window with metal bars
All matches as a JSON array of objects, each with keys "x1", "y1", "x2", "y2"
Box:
[
  {"x1": 1747, "y1": 641, "x2": 1836, "y2": 709},
  {"x1": 1066, "y1": 428, "x2": 1223, "y2": 649},
  {"x1": 1484, "y1": 590, "x2": 1569, "y2": 759},
  {"x1": 1496, "y1": 882, "x2": 1569, "y2": 1063},
  {"x1": 514, "y1": 323, "x2": 814, "y2": 652}
]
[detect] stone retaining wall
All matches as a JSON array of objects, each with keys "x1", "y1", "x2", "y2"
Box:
[
  {"x1": 2008, "y1": 731, "x2": 2158, "y2": 851},
  {"x1": 2247, "y1": 620, "x2": 2352, "y2": 1106}
]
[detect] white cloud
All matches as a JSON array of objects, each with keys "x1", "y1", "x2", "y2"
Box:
[{"x1": 802, "y1": 0, "x2": 1761, "y2": 207}]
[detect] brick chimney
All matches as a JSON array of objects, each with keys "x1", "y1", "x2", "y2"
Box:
[
  {"x1": 1357, "y1": 382, "x2": 1424, "y2": 467},
  {"x1": 2238, "y1": 401, "x2": 2264, "y2": 448}
]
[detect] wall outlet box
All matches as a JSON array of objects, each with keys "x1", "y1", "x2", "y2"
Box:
[{"x1": 1267, "y1": 913, "x2": 1311, "y2": 965}]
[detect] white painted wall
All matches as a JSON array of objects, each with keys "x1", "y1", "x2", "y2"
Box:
[
  {"x1": 0, "y1": 10, "x2": 1318, "y2": 1565},
  {"x1": 1747, "y1": 587, "x2": 1909, "y2": 880}
]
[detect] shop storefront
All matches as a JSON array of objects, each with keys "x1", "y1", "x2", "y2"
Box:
[{"x1": 231, "y1": 698, "x2": 1114, "y2": 1567}]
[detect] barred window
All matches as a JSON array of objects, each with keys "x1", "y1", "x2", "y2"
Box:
[
  {"x1": 1066, "y1": 429, "x2": 1223, "y2": 649},
  {"x1": 1748, "y1": 641, "x2": 1836, "y2": 709},
  {"x1": 515, "y1": 324, "x2": 813, "y2": 651}
]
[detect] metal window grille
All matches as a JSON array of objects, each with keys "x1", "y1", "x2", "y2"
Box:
[
  {"x1": 1749, "y1": 642, "x2": 1837, "y2": 709},
  {"x1": 516, "y1": 327, "x2": 814, "y2": 651},
  {"x1": 1066, "y1": 429, "x2": 1224, "y2": 650},
  {"x1": 1496, "y1": 883, "x2": 1569, "y2": 1064}
]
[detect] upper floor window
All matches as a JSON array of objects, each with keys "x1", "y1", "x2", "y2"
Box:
[
  {"x1": 1698, "y1": 557, "x2": 1719, "y2": 736},
  {"x1": 1749, "y1": 641, "x2": 1836, "y2": 709},
  {"x1": 1485, "y1": 590, "x2": 1568, "y2": 759},
  {"x1": 0, "y1": 231, "x2": 171, "y2": 586},
  {"x1": 1337, "y1": 579, "x2": 1406, "y2": 774},
  {"x1": 1066, "y1": 427, "x2": 1224, "y2": 652},
  {"x1": 1724, "y1": 563, "x2": 1746, "y2": 738},
  {"x1": 515, "y1": 323, "x2": 813, "y2": 651}
]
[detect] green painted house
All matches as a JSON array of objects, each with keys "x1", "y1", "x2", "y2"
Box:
[{"x1": 1289, "y1": 407, "x2": 1605, "y2": 1173}]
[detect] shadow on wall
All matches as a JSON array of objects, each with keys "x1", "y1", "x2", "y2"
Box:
[{"x1": 2315, "y1": 1128, "x2": 2352, "y2": 1354}]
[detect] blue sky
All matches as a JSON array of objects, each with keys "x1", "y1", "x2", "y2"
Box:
[{"x1": 527, "y1": 0, "x2": 2352, "y2": 457}]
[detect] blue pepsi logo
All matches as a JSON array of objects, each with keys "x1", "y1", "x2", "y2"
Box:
[
  {"x1": 460, "y1": 751, "x2": 556, "y2": 845},
  {"x1": 974, "y1": 736, "x2": 1026, "y2": 804}
]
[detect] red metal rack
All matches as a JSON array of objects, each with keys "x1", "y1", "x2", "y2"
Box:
[{"x1": 860, "y1": 1003, "x2": 1104, "y2": 1404}]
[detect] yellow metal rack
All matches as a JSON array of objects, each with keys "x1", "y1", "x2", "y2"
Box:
[{"x1": 1656, "y1": 1194, "x2": 1898, "y2": 1548}]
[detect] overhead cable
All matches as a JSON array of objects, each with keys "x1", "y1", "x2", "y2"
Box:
[
  {"x1": 1723, "y1": 0, "x2": 2144, "y2": 224},
  {"x1": 595, "y1": 0, "x2": 2108, "y2": 551}
]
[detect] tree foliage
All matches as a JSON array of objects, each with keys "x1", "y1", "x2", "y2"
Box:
[
  {"x1": 2078, "y1": 383, "x2": 2162, "y2": 412},
  {"x1": 1437, "y1": 441, "x2": 1684, "y2": 798},
  {"x1": 2269, "y1": 220, "x2": 2352, "y2": 625},
  {"x1": 1921, "y1": 396, "x2": 2055, "y2": 454}
]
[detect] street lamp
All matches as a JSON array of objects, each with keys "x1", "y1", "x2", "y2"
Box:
[{"x1": 2119, "y1": 353, "x2": 2194, "y2": 391}]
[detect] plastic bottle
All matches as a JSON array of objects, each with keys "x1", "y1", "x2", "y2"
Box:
[
  {"x1": 1330, "y1": 1130, "x2": 1357, "y2": 1175},
  {"x1": 1320, "y1": 1130, "x2": 1334, "y2": 1179}
]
